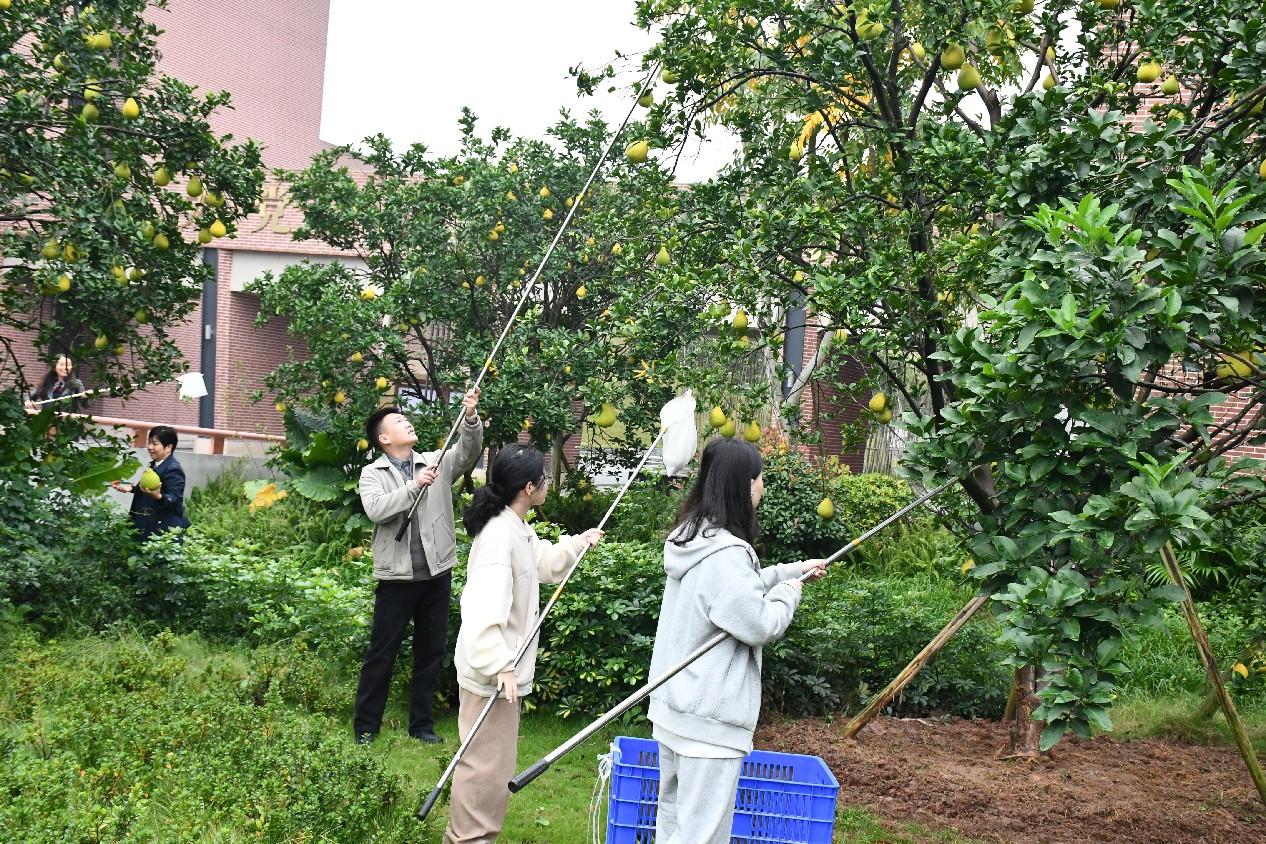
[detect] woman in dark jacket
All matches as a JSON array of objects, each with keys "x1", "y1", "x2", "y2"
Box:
[
  {"x1": 112, "y1": 425, "x2": 192, "y2": 541},
  {"x1": 26, "y1": 354, "x2": 86, "y2": 411}
]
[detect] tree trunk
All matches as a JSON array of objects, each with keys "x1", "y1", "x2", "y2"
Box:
[{"x1": 1007, "y1": 666, "x2": 1046, "y2": 757}]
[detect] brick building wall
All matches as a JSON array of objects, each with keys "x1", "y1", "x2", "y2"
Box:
[
  {"x1": 792, "y1": 316, "x2": 869, "y2": 472},
  {"x1": 6, "y1": 1, "x2": 347, "y2": 435}
]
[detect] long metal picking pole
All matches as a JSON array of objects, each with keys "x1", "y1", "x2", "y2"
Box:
[
  {"x1": 507, "y1": 476, "x2": 960, "y2": 793},
  {"x1": 416, "y1": 430, "x2": 667, "y2": 820},
  {"x1": 396, "y1": 62, "x2": 662, "y2": 542}
]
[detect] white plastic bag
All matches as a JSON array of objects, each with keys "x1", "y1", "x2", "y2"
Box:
[{"x1": 659, "y1": 390, "x2": 698, "y2": 476}]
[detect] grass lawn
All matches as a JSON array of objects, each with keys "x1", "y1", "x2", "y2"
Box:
[{"x1": 0, "y1": 627, "x2": 981, "y2": 843}]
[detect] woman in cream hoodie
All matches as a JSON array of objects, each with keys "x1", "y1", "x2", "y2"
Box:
[
  {"x1": 649, "y1": 438, "x2": 825, "y2": 844},
  {"x1": 444, "y1": 444, "x2": 602, "y2": 844}
]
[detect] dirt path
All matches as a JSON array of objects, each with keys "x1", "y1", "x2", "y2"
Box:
[{"x1": 755, "y1": 716, "x2": 1265, "y2": 843}]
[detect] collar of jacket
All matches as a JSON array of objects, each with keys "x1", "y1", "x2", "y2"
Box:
[
  {"x1": 490, "y1": 505, "x2": 535, "y2": 539},
  {"x1": 370, "y1": 450, "x2": 418, "y2": 471}
]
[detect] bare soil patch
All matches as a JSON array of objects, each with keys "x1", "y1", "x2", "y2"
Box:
[{"x1": 755, "y1": 716, "x2": 1265, "y2": 843}]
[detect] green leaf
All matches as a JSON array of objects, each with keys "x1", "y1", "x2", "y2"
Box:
[
  {"x1": 290, "y1": 467, "x2": 347, "y2": 502},
  {"x1": 69, "y1": 453, "x2": 140, "y2": 494},
  {"x1": 303, "y1": 432, "x2": 341, "y2": 467},
  {"x1": 243, "y1": 478, "x2": 273, "y2": 501},
  {"x1": 1039, "y1": 721, "x2": 1066, "y2": 752},
  {"x1": 1084, "y1": 705, "x2": 1113, "y2": 733}
]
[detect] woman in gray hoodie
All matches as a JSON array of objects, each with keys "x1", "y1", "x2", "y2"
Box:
[{"x1": 648, "y1": 437, "x2": 824, "y2": 844}]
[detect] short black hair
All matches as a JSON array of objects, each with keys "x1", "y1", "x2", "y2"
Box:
[
  {"x1": 148, "y1": 425, "x2": 178, "y2": 449},
  {"x1": 365, "y1": 406, "x2": 403, "y2": 450}
]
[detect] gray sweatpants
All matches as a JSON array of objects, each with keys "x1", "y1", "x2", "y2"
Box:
[{"x1": 654, "y1": 746, "x2": 743, "y2": 844}]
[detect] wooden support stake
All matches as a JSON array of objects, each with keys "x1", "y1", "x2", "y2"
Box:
[
  {"x1": 1161, "y1": 543, "x2": 1266, "y2": 807},
  {"x1": 843, "y1": 593, "x2": 991, "y2": 739},
  {"x1": 1193, "y1": 639, "x2": 1262, "y2": 723}
]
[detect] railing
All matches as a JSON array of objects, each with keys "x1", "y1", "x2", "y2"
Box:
[{"x1": 66, "y1": 413, "x2": 285, "y2": 454}]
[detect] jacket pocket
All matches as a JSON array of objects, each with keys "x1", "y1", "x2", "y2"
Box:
[
  {"x1": 432, "y1": 512, "x2": 458, "y2": 567},
  {"x1": 371, "y1": 520, "x2": 408, "y2": 577}
]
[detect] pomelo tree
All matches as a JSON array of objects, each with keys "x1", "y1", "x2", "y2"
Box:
[
  {"x1": 0, "y1": 0, "x2": 263, "y2": 402},
  {"x1": 252, "y1": 113, "x2": 756, "y2": 501},
  {"x1": 0, "y1": 0, "x2": 262, "y2": 495},
  {"x1": 621, "y1": 0, "x2": 1266, "y2": 756}
]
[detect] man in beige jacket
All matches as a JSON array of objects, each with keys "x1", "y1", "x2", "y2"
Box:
[{"x1": 353, "y1": 389, "x2": 483, "y2": 745}]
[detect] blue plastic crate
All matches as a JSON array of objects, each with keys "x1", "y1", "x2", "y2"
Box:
[{"x1": 605, "y1": 736, "x2": 839, "y2": 844}]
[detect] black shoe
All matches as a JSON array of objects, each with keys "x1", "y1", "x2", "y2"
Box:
[
  {"x1": 355, "y1": 731, "x2": 377, "y2": 745},
  {"x1": 411, "y1": 730, "x2": 444, "y2": 744}
]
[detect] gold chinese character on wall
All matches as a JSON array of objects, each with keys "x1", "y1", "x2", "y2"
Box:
[{"x1": 252, "y1": 183, "x2": 294, "y2": 234}]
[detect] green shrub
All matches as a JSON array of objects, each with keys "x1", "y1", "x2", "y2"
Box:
[
  {"x1": 542, "y1": 474, "x2": 687, "y2": 543},
  {"x1": 0, "y1": 479, "x2": 137, "y2": 632},
  {"x1": 531, "y1": 541, "x2": 665, "y2": 718},
  {"x1": 0, "y1": 628, "x2": 412, "y2": 842},
  {"x1": 765, "y1": 572, "x2": 1010, "y2": 717},
  {"x1": 187, "y1": 469, "x2": 362, "y2": 569},
  {"x1": 757, "y1": 446, "x2": 913, "y2": 565},
  {"x1": 123, "y1": 531, "x2": 374, "y2": 662},
  {"x1": 851, "y1": 518, "x2": 970, "y2": 580}
]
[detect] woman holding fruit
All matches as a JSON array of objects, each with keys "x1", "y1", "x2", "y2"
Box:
[{"x1": 112, "y1": 424, "x2": 191, "y2": 541}]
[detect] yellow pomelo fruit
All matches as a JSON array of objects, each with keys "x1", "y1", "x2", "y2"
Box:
[
  {"x1": 139, "y1": 468, "x2": 162, "y2": 492},
  {"x1": 958, "y1": 64, "x2": 981, "y2": 91},
  {"x1": 1136, "y1": 60, "x2": 1161, "y2": 84},
  {"x1": 940, "y1": 43, "x2": 965, "y2": 71},
  {"x1": 626, "y1": 140, "x2": 650, "y2": 163}
]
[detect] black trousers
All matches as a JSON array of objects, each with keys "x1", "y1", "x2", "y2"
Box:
[{"x1": 353, "y1": 573, "x2": 452, "y2": 737}]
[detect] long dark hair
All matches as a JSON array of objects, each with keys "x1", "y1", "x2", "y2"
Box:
[
  {"x1": 36, "y1": 355, "x2": 74, "y2": 399},
  {"x1": 463, "y1": 444, "x2": 546, "y2": 537},
  {"x1": 671, "y1": 438, "x2": 762, "y2": 546}
]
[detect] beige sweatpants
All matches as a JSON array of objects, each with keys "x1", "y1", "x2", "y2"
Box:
[{"x1": 442, "y1": 687, "x2": 521, "y2": 844}]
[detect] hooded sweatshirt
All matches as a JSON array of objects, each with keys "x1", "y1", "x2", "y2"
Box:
[{"x1": 647, "y1": 523, "x2": 804, "y2": 754}]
